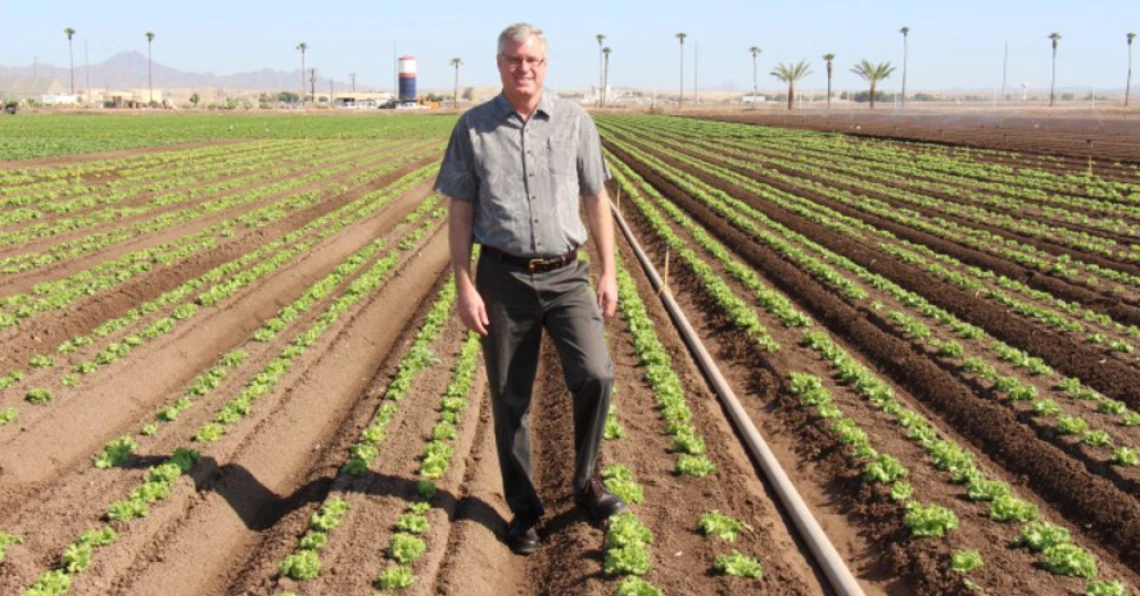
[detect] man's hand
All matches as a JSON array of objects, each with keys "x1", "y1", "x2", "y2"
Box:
[
  {"x1": 448, "y1": 198, "x2": 488, "y2": 336},
  {"x1": 597, "y1": 270, "x2": 618, "y2": 319},
  {"x1": 457, "y1": 283, "x2": 490, "y2": 337},
  {"x1": 582, "y1": 189, "x2": 618, "y2": 319}
]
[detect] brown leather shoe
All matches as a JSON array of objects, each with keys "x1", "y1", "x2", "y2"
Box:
[
  {"x1": 574, "y1": 477, "x2": 628, "y2": 521},
  {"x1": 506, "y1": 516, "x2": 539, "y2": 555}
]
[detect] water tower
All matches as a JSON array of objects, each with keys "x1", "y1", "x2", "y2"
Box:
[{"x1": 398, "y1": 56, "x2": 417, "y2": 102}]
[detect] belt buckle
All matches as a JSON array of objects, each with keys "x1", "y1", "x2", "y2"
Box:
[{"x1": 527, "y1": 258, "x2": 543, "y2": 273}]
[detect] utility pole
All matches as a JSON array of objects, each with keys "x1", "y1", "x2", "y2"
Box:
[
  {"x1": 85, "y1": 40, "x2": 91, "y2": 105},
  {"x1": 349, "y1": 73, "x2": 356, "y2": 93},
  {"x1": 310, "y1": 68, "x2": 316, "y2": 103},
  {"x1": 1001, "y1": 42, "x2": 1008, "y2": 102},
  {"x1": 33, "y1": 56, "x2": 38, "y2": 79},
  {"x1": 330, "y1": 79, "x2": 334, "y2": 106},
  {"x1": 694, "y1": 41, "x2": 699, "y2": 105}
]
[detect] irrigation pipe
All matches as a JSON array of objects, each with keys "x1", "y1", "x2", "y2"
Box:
[{"x1": 612, "y1": 205, "x2": 866, "y2": 596}]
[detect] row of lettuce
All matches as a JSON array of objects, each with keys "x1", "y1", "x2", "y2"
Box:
[
  {"x1": 602, "y1": 137, "x2": 1131, "y2": 595},
  {"x1": 0, "y1": 167, "x2": 448, "y2": 595}
]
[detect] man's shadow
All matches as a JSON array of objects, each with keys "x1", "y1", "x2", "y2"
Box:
[{"x1": 122, "y1": 453, "x2": 511, "y2": 541}]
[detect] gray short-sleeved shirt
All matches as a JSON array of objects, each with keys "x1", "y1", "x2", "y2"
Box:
[{"x1": 433, "y1": 92, "x2": 610, "y2": 258}]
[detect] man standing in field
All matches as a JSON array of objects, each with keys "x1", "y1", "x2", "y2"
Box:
[{"x1": 434, "y1": 22, "x2": 626, "y2": 555}]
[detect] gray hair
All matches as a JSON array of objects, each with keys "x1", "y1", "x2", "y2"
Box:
[{"x1": 497, "y1": 23, "x2": 548, "y2": 57}]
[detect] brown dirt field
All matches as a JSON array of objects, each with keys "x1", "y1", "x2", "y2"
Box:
[
  {"x1": 694, "y1": 109, "x2": 1140, "y2": 163},
  {"x1": 611, "y1": 172, "x2": 1134, "y2": 595},
  {"x1": 0, "y1": 140, "x2": 296, "y2": 205},
  {"x1": 0, "y1": 140, "x2": 365, "y2": 256},
  {"x1": 0, "y1": 220, "x2": 450, "y2": 595},
  {"x1": 606, "y1": 139, "x2": 1140, "y2": 586},
  {"x1": 0, "y1": 148, "x2": 440, "y2": 378},
  {"x1": 0, "y1": 179, "x2": 438, "y2": 497},
  {"x1": 9, "y1": 120, "x2": 1140, "y2": 595},
  {"x1": 607, "y1": 133, "x2": 1140, "y2": 409},
  {"x1": 667, "y1": 133, "x2": 1140, "y2": 269},
  {"x1": 0, "y1": 140, "x2": 431, "y2": 296}
]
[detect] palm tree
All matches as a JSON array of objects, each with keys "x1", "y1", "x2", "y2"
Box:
[
  {"x1": 602, "y1": 47, "x2": 612, "y2": 106},
  {"x1": 850, "y1": 60, "x2": 896, "y2": 109},
  {"x1": 676, "y1": 32, "x2": 687, "y2": 108},
  {"x1": 823, "y1": 53, "x2": 836, "y2": 108},
  {"x1": 899, "y1": 26, "x2": 910, "y2": 107},
  {"x1": 1048, "y1": 32, "x2": 1062, "y2": 107},
  {"x1": 145, "y1": 31, "x2": 156, "y2": 106},
  {"x1": 1127, "y1": 32, "x2": 1136, "y2": 107},
  {"x1": 296, "y1": 42, "x2": 309, "y2": 105},
  {"x1": 596, "y1": 34, "x2": 605, "y2": 107},
  {"x1": 450, "y1": 57, "x2": 463, "y2": 109},
  {"x1": 748, "y1": 46, "x2": 762, "y2": 109},
  {"x1": 64, "y1": 28, "x2": 76, "y2": 94},
  {"x1": 770, "y1": 61, "x2": 813, "y2": 110}
]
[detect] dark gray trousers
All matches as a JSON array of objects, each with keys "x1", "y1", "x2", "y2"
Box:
[{"x1": 476, "y1": 250, "x2": 614, "y2": 521}]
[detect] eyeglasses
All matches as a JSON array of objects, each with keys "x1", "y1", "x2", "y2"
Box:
[{"x1": 500, "y1": 54, "x2": 546, "y2": 70}]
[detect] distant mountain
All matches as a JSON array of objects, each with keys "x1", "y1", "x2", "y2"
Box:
[{"x1": 0, "y1": 51, "x2": 347, "y2": 91}]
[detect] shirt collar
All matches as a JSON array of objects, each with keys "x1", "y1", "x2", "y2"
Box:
[{"x1": 495, "y1": 91, "x2": 553, "y2": 122}]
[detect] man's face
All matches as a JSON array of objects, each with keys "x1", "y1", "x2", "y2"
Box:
[{"x1": 497, "y1": 36, "x2": 547, "y2": 100}]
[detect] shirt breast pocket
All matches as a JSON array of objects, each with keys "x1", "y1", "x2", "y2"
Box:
[{"x1": 546, "y1": 135, "x2": 576, "y2": 178}]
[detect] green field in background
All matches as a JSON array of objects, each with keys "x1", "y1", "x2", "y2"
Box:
[{"x1": 0, "y1": 112, "x2": 459, "y2": 161}]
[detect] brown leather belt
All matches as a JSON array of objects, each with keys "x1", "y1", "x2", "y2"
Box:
[{"x1": 487, "y1": 247, "x2": 578, "y2": 273}]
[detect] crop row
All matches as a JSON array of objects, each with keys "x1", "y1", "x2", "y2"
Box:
[
  {"x1": 0, "y1": 140, "x2": 350, "y2": 251},
  {"x1": 610, "y1": 249, "x2": 769, "y2": 592},
  {"x1": 0, "y1": 144, "x2": 440, "y2": 336},
  {"x1": 608, "y1": 148, "x2": 1131, "y2": 591},
  {"x1": 696, "y1": 119, "x2": 1140, "y2": 217},
  {"x1": 0, "y1": 154, "x2": 435, "y2": 404},
  {"x1": 271, "y1": 279, "x2": 476, "y2": 591},
  {"x1": 0, "y1": 140, "x2": 300, "y2": 192},
  {"x1": 687, "y1": 127, "x2": 1140, "y2": 252},
  {"x1": 605, "y1": 133, "x2": 1140, "y2": 483},
  {"x1": 0, "y1": 140, "x2": 411, "y2": 275},
  {"x1": 694, "y1": 117, "x2": 1138, "y2": 203},
  {"x1": 0, "y1": 140, "x2": 309, "y2": 223},
  {"x1": 95, "y1": 189, "x2": 443, "y2": 461},
  {"x1": 11, "y1": 189, "x2": 447, "y2": 594},
  {"x1": 0, "y1": 162, "x2": 439, "y2": 428},
  {"x1": 600, "y1": 120, "x2": 1140, "y2": 383},
  {"x1": 0, "y1": 114, "x2": 459, "y2": 161},
  {"x1": 612, "y1": 116, "x2": 1140, "y2": 301},
  {"x1": 609, "y1": 117, "x2": 1140, "y2": 301}
]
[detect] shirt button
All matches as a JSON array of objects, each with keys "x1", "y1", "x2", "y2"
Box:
[
  {"x1": 528, "y1": 172, "x2": 535, "y2": 177},
  {"x1": 533, "y1": 218, "x2": 539, "y2": 223}
]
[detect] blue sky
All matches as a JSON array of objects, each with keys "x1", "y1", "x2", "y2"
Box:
[{"x1": 0, "y1": 0, "x2": 1136, "y2": 94}]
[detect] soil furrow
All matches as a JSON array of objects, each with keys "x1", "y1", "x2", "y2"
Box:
[
  {"x1": 0, "y1": 152, "x2": 439, "y2": 372},
  {"x1": 609, "y1": 143, "x2": 1140, "y2": 578},
  {"x1": 90, "y1": 228, "x2": 450, "y2": 596},
  {"x1": 0, "y1": 181, "x2": 436, "y2": 498},
  {"x1": 607, "y1": 139, "x2": 1140, "y2": 409}
]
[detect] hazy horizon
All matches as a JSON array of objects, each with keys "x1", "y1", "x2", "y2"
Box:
[{"x1": 1, "y1": 0, "x2": 1136, "y2": 96}]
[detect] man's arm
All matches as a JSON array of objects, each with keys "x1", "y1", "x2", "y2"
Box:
[
  {"x1": 448, "y1": 198, "x2": 489, "y2": 336},
  {"x1": 436, "y1": 118, "x2": 487, "y2": 336},
  {"x1": 582, "y1": 188, "x2": 618, "y2": 319}
]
